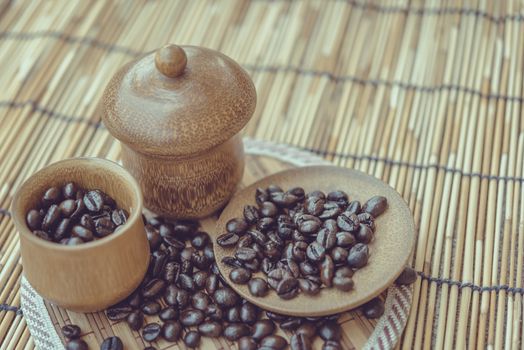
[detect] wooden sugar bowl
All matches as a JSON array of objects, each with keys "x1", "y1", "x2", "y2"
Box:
[{"x1": 101, "y1": 44, "x2": 256, "y2": 219}]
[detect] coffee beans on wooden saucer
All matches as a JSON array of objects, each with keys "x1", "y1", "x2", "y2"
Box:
[
  {"x1": 217, "y1": 185, "x2": 388, "y2": 299},
  {"x1": 25, "y1": 182, "x2": 128, "y2": 245}
]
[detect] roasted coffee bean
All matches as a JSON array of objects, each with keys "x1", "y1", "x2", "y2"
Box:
[
  {"x1": 266, "y1": 311, "x2": 287, "y2": 321},
  {"x1": 205, "y1": 304, "x2": 224, "y2": 321},
  {"x1": 248, "y1": 229, "x2": 266, "y2": 245},
  {"x1": 178, "y1": 273, "x2": 195, "y2": 291},
  {"x1": 280, "y1": 317, "x2": 302, "y2": 331},
  {"x1": 306, "y1": 241, "x2": 326, "y2": 262},
  {"x1": 192, "y1": 270, "x2": 208, "y2": 290},
  {"x1": 279, "y1": 287, "x2": 299, "y2": 300},
  {"x1": 291, "y1": 333, "x2": 312, "y2": 350},
  {"x1": 327, "y1": 190, "x2": 348, "y2": 205},
  {"x1": 203, "y1": 244, "x2": 215, "y2": 260},
  {"x1": 190, "y1": 231, "x2": 209, "y2": 249},
  {"x1": 180, "y1": 308, "x2": 205, "y2": 326},
  {"x1": 54, "y1": 218, "x2": 71, "y2": 240},
  {"x1": 59, "y1": 199, "x2": 77, "y2": 218},
  {"x1": 180, "y1": 247, "x2": 195, "y2": 261},
  {"x1": 271, "y1": 191, "x2": 298, "y2": 207},
  {"x1": 142, "y1": 322, "x2": 161, "y2": 342},
  {"x1": 142, "y1": 278, "x2": 166, "y2": 298},
  {"x1": 192, "y1": 253, "x2": 210, "y2": 270},
  {"x1": 79, "y1": 214, "x2": 95, "y2": 231},
  {"x1": 160, "y1": 320, "x2": 181, "y2": 342},
  {"x1": 277, "y1": 221, "x2": 295, "y2": 239},
  {"x1": 145, "y1": 225, "x2": 162, "y2": 250},
  {"x1": 164, "y1": 285, "x2": 190, "y2": 308},
  {"x1": 362, "y1": 196, "x2": 387, "y2": 217},
  {"x1": 395, "y1": 266, "x2": 418, "y2": 285},
  {"x1": 198, "y1": 321, "x2": 223, "y2": 337},
  {"x1": 43, "y1": 187, "x2": 62, "y2": 207},
  {"x1": 267, "y1": 268, "x2": 290, "y2": 289},
  {"x1": 362, "y1": 297, "x2": 385, "y2": 319},
  {"x1": 101, "y1": 336, "x2": 123, "y2": 350},
  {"x1": 61, "y1": 324, "x2": 81, "y2": 339},
  {"x1": 296, "y1": 322, "x2": 317, "y2": 339},
  {"x1": 150, "y1": 250, "x2": 168, "y2": 277},
  {"x1": 333, "y1": 276, "x2": 354, "y2": 291},
  {"x1": 70, "y1": 199, "x2": 85, "y2": 221},
  {"x1": 305, "y1": 196, "x2": 325, "y2": 216},
  {"x1": 237, "y1": 234, "x2": 254, "y2": 248},
  {"x1": 143, "y1": 347, "x2": 156, "y2": 350},
  {"x1": 298, "y1": 219, "x2": 321, "y2": 234},
  {"x1": 330, "y1": 247, "x2": 349, "y2": 264},
  {"x1": 158, "y1": 224, "x2": 174, "y2": 238},
  {"x1": 260, "y1": 335, "x2": 288, "y2": 350},
  {"x1": 42, "y1": 204, "x2": 61, "y2": 230},
  {"x1": 298, "y1": 278, "x2": 320, "y2": 295},
  {"x1": 346, "y1": 200, "x2": 361, "y2": 215},
  {"x1": 213, "y1": 287, "x2": 239, "y2": 307},
  {"x1": 257, "y1": 217, "x2": 276, "y2": 232},
  {"x1": 230, "y1": 267, "x2": 252, "y2": 284},
  {"x1": 184, "y1": 330, "x2": 200, "y2": 348},
  {"x1": 83, "y1": 190, "x2": 104, "y2": 212},
  {"x1": 252, "y1": 319, "x2": 275, "y2": 341},
  {"x1": 222, "y1": 256, "x2": 244, "y2": 268},
  {"x1": 163, "y1": 261, "x2": 180, "y2": 283},
  {"x1": 226, "y1": 217, "x2": 249, "y2": 234},
  {"x1": 337, "y1": 212, "x2": 359, "y2": 232},
  {"x1": 322, "y1": 340, "x2": 342, "y2": 350},
  {"x1": 66, "y1": 237, "x2": 84, "y2": 245},
  {"x1": 226, "y1": 306, "x2": 241, "y2": 322},
  {"x1": 335, "y1": 266, "x2": 354, "y2": 278},
  {"x1": 65, "y1": 339, "x2": 88, "y2": 350},
  {"x1": 235, "y1": 247, "x2": 257, "y2": 262},
  {"x1": 95, "y1": 217, "x2": 115, "y2": 237},
  {"x1": 276, "y1": 277, "x2": 299, "y2": 296},
  {"x1": 347, "y1": 243, "x2": 369, "y2": 268},
  {"x1": 288, "y1": 186, "x2": 305, "y2": 200},
  {"x1": 180, "y1": 259, "x2": 193, "y2": 275},
  {"x1": 192, "y1": 291, "x2": 210, "y2": 311},
  {"x1": 159, "y1": 307, "x2": 178, "y2": 321},
  {"x1": 223, "y1": 324, "x2": 251, "y2": 341},
  {"x1": 267, "y1": 231, "x2": 284, "y2": 247},
  {"x1": 71, "y1": 225, "x2": 93, "y2": 241},
  {"x1": 63, "y1": 182, "x2": 77, "y2": 199},
  {"x1": 243, "y1": 205, "x2": 260, "y2": 224},
  {"x1": 323, "y1": 219, "x2": 338, "y2": 233},
  {"x1": 292, "y1": 241, "x2": 308, "y2": 261},
  {"x1": 357, "y1": 212, "x2": 375, "y2": 230},
  {"x1": 26, "y1": 209, "x2": 43, "y2": 231},
  {"x1": 240, "y1": 302, "x2": 259, "y2": 324},
  {"x1": 299, "y1": 261, "x2": 319, "y2": 276},
  {"x1": 126, "y1": 310, "x2": 143, "y2": 330},
  {"x1": 217, "y1": 232, "x2": 239, "y2": 247},
  {"x1": 262, "y1": 258, "x2": 276, "y2": 274},
  {"x1": 256, "y1": 188, "x2": 270, "y2": 205},
  {"x1": 320, "y1": 255, "x2": 335, "y2": 287},
  {"x1": 267, "y1": 184, "x2": 284, "y2": 193},
  {"x1": 335, "y1": 231, "x2": 355, "y2": 247},
  {"x1": 319, "y1": 202, "x2": 342, "y2": 220},
  {"x1": 204, "y1": 274, "x2": 219, "y2": 295},
  {"x1": 142, "y1": 301, "x2": 161, "y2": 315},
  {"x1": 248, "y1": 277, "x2": 269, "y2": 297},
  {"x1": 106, "y1": 305, "x2": 132, "y2": 321},
  {"x1": 111, "y1": 209, "x2": 128, "y2": 226},
  {"x1": 355, "y1": 224, "x2": 373, "y2": 243},
  {"x1": 238, "y1": 336, "x2": 258, "y2": 350},
  {"x1": 316, "y1": 228, "x2": 336, "y2": 249},
  {"x1": 319, "y1": 321, "x2": 341, "y2": 341},
  {"x1": 263, "y1": 241, "x2": 281, "y2": 260}
]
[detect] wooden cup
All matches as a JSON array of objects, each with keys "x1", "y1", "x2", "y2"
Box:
[{"x1": 11, "y1": 158, "x2": 150, "y2": 312}]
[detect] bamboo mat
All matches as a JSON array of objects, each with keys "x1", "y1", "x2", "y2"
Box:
[{"x1": 0, "y1": 0, "x2": 523, "y2": 349}]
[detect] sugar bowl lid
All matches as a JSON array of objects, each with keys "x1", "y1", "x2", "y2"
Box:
[{"x1": 101, "y1": 44, "x2": 256, "y2": 157}]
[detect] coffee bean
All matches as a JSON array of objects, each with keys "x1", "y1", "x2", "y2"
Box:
[
  {"x1": 237, "y1": 234, "x2": 254, "y2": 248},
  {"x1": 260, "y1": 335, "x2": 288, "y2": 350},
  {"x1": 265, "y1": 311, "x2": 287, "y2": 321},
  {"x1": 163, "y1": 261, "x2": 180, "y2": 283},
  {"x1": 335, "y1": 231, "x2": 355, "y2": 247},
  {"x1": 235, "y1": 247, "x2": 257, "y2": 262},
  {"x1": 252, "y1": 319, "x2": 275, "y2": 341},
  {"x1": 306, "y1": 241, "x2": 326, "y2": 262},
  {"x1": 296, "y1": 322, "x2": 317, "y2": 339},
  {"x1": 190, "y1": 270, "x2": 208, "y2": 290},
  {"x1": 165, "y1": 285, "x2": 190, "y2": 308},
  {"x1": 243, "y1": 205, "x2": 260, "y2": 224},
  {"x1": 323, "y1": 219, "x2": 338, "y2": 233},
  {"x1": 271, "y1": 191, "x2": 299, "y2": 207},
  {"x1": 106, "y1": 305, "x2": 132, "y2": 321},
  {"x1": 355, "y1": 224, "x2": 373, "y2": 243},
  {"x1": 347, "y1": 243, "x2": 369, "y2": 268},
  {"x1": 362, "y1": 196, "x2": 387, "y2": 217},
  {"x1": 111, "y1": 209, "x2": 128, "y2": 226},
  {"x1": 180, "y1": 258, "x2": 193, "y2": 275},
  {"x1": 183, "y1": 330, "x2": 200, "y2": 348},
  {"x1": 145, "y1": 225, "x2": 162, "y2": 250},
  {"x1": 101, "y1": 336, "x2": 123, "y2": 350},
  {"x1": 178, "y1": 273, "x2": 195, "y2": 291},
  {"x1": 59, "y1": 199, "x2": 77, "y2": 218},
  {"x1": 26, "y1": 209, "x2": 43, "y2": 231},
  {"x1": 142, "y1": 278, "x2": 166, "y2": 298},
  {"x1": 159, "y1": 307, "x2": 178, "y2": 321},
  {"x1": 126, "y1": 310, "x2": 143, "y2": 330},
  {"x1": 54, "y1": 218, "x2": 71, "y2": 241},
  {"x1": 65, "y1": 339, "x2": 88, "y2": 350},
  {"x1": 362, "y1": 297, "x2": 385, "y2": 319},
  {"x1": 291, "y1": 333, "x2": 312, "y2": 350},
  {"x1": 191, "y1": 291, "x2": 210, "y2": 311},
  {"x1": 142, "y1": 322, "x2": 161, "y2": 342},
  {"x1": 83, "y1": 190, "x2": 104, "y2": 212},
  {"x1": 279, "y1": 287, "x2": 299, "y2": 300},
  {"x1": 79, "y1": 214, "x2": 95, "y2": 231},
  {"x1": 213, "y1": 287, "x2": 239, "y2": 308},
  {"x1": 142, "y1": 301, "x2": 161, "y2": 315},
  {"x1": 203, "y1": 244, "x2": 215, "y2": 260},
  {"x1": 198, "y1": 321, "x2": 223, "y2": 337},
  {"x1": 238, "y1": 336, "x2": 258, "y2": 350},
  {"x1": 292, "y1": 241, "x2": 308, "y2": 261},
  {"x1": 42, "y1": 204, "x2": 61, "y2": 230},
  {"x1": 43, "y1": 187, "x2": 61, "y2": 207},
  {"x1": 94, "y1": 217, "x2": 116, "y2": 237},
  {"x1": 357, "y1": 212, "x2": 375, "y2": 230},
  {"x1": 305, "y1": 196, "x2": 325, "y2": 216},
  {"x1": 217, "y1": 232, "x2": 239, "y2": 247},
  {"x1": 298, "y1": 219, "x2": 321, "y2": 234},
  {"x1": 280, "y1": 317, "x2": 302, "y2": 330},
  {"x1": 395, "y1": 266, "x2": 417, "y2": 285},
  {"x1": 335, "y1": 266, "x2": 354, "y2": 278},
  {"x1": 316, "y1": 228, "x2": 337, "y2": 249},
  {"x1": 320, "y1": 255, "x2": 335, "y2": 287},
  {"x1": 247, "y1": 277, "x2": 268, "y2": 297},
  {"x1": 205, "y1": 303, "x2": 224, "y2": 321},
  {"x1": 66, "y1": 237, "x2": 84, "y2": 245},
  {"x1": 71, "y1": 225, "x2": 93, "y2": 241},
  {"x1": 223, "y1": 324, "x2": 251, "y2": 341},
  {"x1": 330, "y1": 247, "x2": 349, "y2": 264},
  {"x1": 327, "y1": 190, "x2": 348, "y2": 204},
  {"x1": 288, "y1": 186, "x2": 305, "y2": 200},
  {"x1": 226, "y1": 305, "x2": 241, "y2": 322},
  {"x1": 337, "y1": 212, "x2": 359, "y2": 232},
  {"x1": 298, "y1": 278, "x2": 320, "y2": 295},
  {"x1": 61, "y1": 324, "x2": 81, "y2": 339},
  {"x1": 162, "y1": 321, "x2": 182, "y2": 342},
  {"x1": 322, "y1": 340, "x2": 342, "y2": 350},
  {"x1": 228, "y1": 267, "x2": 250, "y2": 284},
  {"x1": 333, "y1": 276, "x2": 354, "y2": 291},
  {"x1": 256, "y1": 187, "x2": 270, "y2": 205},
  {"x1": 240, "y1": 302, "x2": 259, "y2": 324},
  {"x1": 257, "y1": 217, "x2": 276, "y2": 232},
  {"x1": 319, "y1": 321, "x2": 341, "y2": 341},
  {"x1": 227, "y1": 217, "x2": 249, "y2": 234},
  {"x1": 267, "y1": 268, "x2": 290, "y2": 290},
  {"x1": 276, "y1": 277, "x2": 298, "y2": 295},
  {"x1": 299, "y1": 261, "x2": 319, "y2": 276},
  {"x1": 143, "y1": 347, "x2": 156, "y2": 350},
  {"x1": 63, "y1": 182, "x2": 77, "y2": 199},
  {"x1": 222, "y1": 256, "x2": 244, "y2": 269}
]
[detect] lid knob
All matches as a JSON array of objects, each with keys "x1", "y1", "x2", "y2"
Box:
[{"x1": 155, "y1": 44, "x2": 187, "y2": 78}]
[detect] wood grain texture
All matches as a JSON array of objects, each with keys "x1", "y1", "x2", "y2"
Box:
[
  {"x1": 214, "y1": 165, "x2": 415, "y2": 317},
  {"x1": 10, "y1": 158, "x2": 149, "y2": 312}
]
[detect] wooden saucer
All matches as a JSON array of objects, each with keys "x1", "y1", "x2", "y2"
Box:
[{"x1": 214, "y1": 165, "x2": 415, "y2": 317}]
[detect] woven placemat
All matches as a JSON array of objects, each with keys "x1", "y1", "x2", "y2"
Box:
[{"x1": 20, "y1": 139, "x2": 413, "y2": 350}]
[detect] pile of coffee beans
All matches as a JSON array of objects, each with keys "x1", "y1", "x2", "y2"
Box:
[
  {"x1": 62, "y1": 324, "x2": 124, "y2": 350},
  {"x1": 217, "y1": 186, "x2": 388, "y2": 299},
  {"x1": 26, "y1": 183, "x2": 128, "y2": 245}
]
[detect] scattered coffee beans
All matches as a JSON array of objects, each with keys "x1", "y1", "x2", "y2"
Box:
[
  {"x1": 218, "y1": 186, "x2": 388, "y2": 299},
  {"x1": 26, "y1": 183, "x2": 128, "y2": 244},
  {"x1": 61, "y1": 324, "x2": 81, "y2": 339}
]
